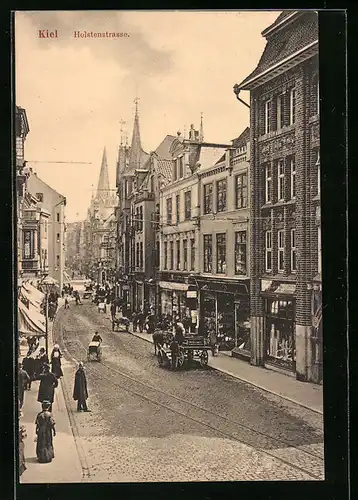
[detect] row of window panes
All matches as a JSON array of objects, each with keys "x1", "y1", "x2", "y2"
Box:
[
  {"x1": 265, "y1": 229, "x2": 296, "y2": 273},
  {"x1": 203, "y1": 173, "x2": 248, "y2": 214},
  {"x1": 203, "y1": 231, "x2": 247, "y2": 275},
  {"x1": 163, "y1": 239, "x2": 195, "y2": 271},
  {"x1": 172, "y1": 156, "x2": 185, "y2": 182},
  {"x1": 265, "y1": 157, "x2": 296, "y2": 203},
  {"x1": 264, "y1": 88, "x2": 296, "y2": 134},
  {"x1": 134, "y1": 206, "x2": 143, "y2": 231},
  {"x1": 166, "y1": 191, "x2": 191, "y2": 224}
]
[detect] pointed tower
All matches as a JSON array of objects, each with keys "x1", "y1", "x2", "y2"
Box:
[
  {"x1": 199, "y1": 112, "x2": 204, "y2": 142},
  {"x1": 128, "y1": 97, "x2": 143, "y2": 172},
  {"x1": 96, "y1": 147, "x2": 110, "y2": 199}
]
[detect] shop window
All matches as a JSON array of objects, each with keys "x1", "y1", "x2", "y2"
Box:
[
  {"x1": 277, "y1": 159, "x2": 285, "y2": 201},
  {"x1": 266, "y1": 299, "x2": 295, "y2": 369},
  {"x1": 164, "y1": 242, "x2": 168, "y2": 269},
  {"x1": 216, "y1": 233, "x2": 226, "y2": 274},
  {"x1": 169, "y1": 241, "x2": 174, "y2": 270},
  {"x1": 290, "y1": 157, "x2": 296, "y2": 199},
  {"x1": 265, "y1": 164, "x2": 272, "y2": 203},
  {"x1": 166, "y1": 198, "x2": 172, "y2": 225},
  {"x1": 176, "y1": 240, "x2": 180, "y2": 270},
  {"x1": 265, "y1": 231, "x2": 272, "y2": 271},
  {"x1": 235, "y1": 173, "x2": 247, "y2": 209},
  {"x1": 216, "y1": 179, "x2": 227, "y2": 212},
  {"x1": 291, "y1": 229, "x2": 296, "y2": 273},
  {"x1": 278, "y1": 230, "x2": 284, "y2": 272},
  {"x1": 184, "y1": 191, "x2": 191, "y2": 220},
  {"x1": 203, "y1": 183, "x2": 213, "y2": 214},
  {"x1": 217, "y1": 294, "x2": 235, "y2": 351},
  {"x1": 190, "y1": 238, "x2": 195, "y2": 271},
  {"x1": 235, "y1": 231, "x2": 247, "y2": 275},
  {"x1": 203, "y1": 234, "x2": 212, "y2": 273},
  {"x1": 176, "y1": 194, "x2": 180, "y2": 223},
  {"x1": 289, "y1": 88, "x2": 296, "y2": 125},
  {"x1": 264, "y1": 99, "x2": 272, "y2": 134},
  {"x1": 276, "y1": 93, "x2": 285, "y2": 130},
  {"x1": 183, "y1": 239, "x2": 188, "y2": 270}
]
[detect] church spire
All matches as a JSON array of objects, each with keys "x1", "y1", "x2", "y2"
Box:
[
  {"x1": 128, "y1": 97, "x2": 143, "y2": 172},
  {"x1": 199, "y1": 112, "x2": 204, "y2": 142},
  {"x1": 96, "y1": 147, "x2": 110, "y2": 198}
]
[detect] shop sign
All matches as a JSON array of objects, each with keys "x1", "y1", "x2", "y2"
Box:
[
  {"x1": 261, "y1": 280, "x2": 273, "y2": 292},
  {"x1": 187, "y1": 290, "x2": 197, "y2": 299}
]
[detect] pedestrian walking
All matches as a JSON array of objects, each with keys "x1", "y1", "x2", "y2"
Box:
[
  {"x1": 132, "y1": 311, "x2": 138, "y2": 332},
  {"x1": 73, "y1": 362, "x2": 90, "y2": 412},
  {"x1": 36, "y1": 364, "x2": 58, "y2": 412},
  {"x1": 35, "y1": 400, "x2": 56, "y2": 463},
  {"x1": 209, "y1": 329, "x2": 218, "y2": 356},
  {"x1": 22, "y1": 354, "x2": 35, "y2": 390},
  {"x1": 137, "y1": 310, "x2": 144, "y2": 333},
  {"x1": 50, "y1": 344, "x2": 63, "y2": 379},
  {"x1": 18, "y1": 363, "x2": 30, "y2": 410},
  {"x1": 110, "y1": 301, "x2": 117, "y2": 322},
  {"x1": 36, "y1": 348, "x2": 49, "y2": 374},
  {"x1": 64, "y1": 295, "x2": 70, "y2": 309}
]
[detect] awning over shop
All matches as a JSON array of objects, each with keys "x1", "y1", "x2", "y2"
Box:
[
  {"x1": 22, "y1": 281, "x2": 45, "y2": 305},
  {"x1": 159, "y1": 281, "x2": 189, "y2": 292},
  {"x1": 18, "y1": 299, "x2": 46, "y2": 336},
  {"x1": 261, "y1": 280, "x2": 296, "y2": 295}
]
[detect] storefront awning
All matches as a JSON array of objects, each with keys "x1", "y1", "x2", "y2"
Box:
[
  {"x1": 18, "y1": 299, "x2": 46, "y2": 336},
  {"x1": 22, "y1": 281, "x2": 45, "y2": 304},
  {"x1": 159, "y1": 281, "x2": 189, "y2": 292},
  {"x1": 261, "y1": 281, "x2": 296, "y2": 295}
]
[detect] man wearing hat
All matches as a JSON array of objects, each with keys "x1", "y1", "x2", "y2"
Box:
[
  {"x1": 36, "y1": 364, "x2": 58, "y2": 412},
  {"x1": 73, "y1": 362, "x2": 90, "y2": 412}
]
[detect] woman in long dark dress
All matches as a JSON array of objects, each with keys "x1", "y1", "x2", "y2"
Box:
[
  {"x1": 50, "y1": 344, "x2": 63, "y2": 379},
  {"x1": 37, "y1": 364, "x2": 58, "y2": 412},
  {"x1": 35, "y1": 401, "x2": 56, "y2": 463}
]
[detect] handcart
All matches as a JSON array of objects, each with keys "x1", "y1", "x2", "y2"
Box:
[{"x1": 87, "y1": 341, "x2": 102, "y2": 361}]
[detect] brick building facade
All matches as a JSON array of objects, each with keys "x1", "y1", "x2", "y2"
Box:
[{"x1": 236, "y1": 11, "x2": 321, "y2": 382}]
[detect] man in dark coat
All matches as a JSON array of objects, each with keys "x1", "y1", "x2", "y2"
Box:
[
  {"x1": 73, "y1": 362, "x2": 90, "y2": 412},
  {"x1": 37, "y1": 348, "x2": 49, "y2": 375},
  {"x1": 36, "y1": 364, "x2": 58, "y2": 412},
  {"x1": 170, "y1": 339, "x2": 180, "y2": 371},
  {"x1": 22, "y1": 354, "x2": 35, "y2": 390}
]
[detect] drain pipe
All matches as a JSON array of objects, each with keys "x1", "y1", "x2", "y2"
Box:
[{"x1": 233, "y1": 84, "x2": 250, "y2": 109}]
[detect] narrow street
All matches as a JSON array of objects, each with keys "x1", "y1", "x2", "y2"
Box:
[{"x1": 53, "y1": 300, "x2": 324, "y2": 482}]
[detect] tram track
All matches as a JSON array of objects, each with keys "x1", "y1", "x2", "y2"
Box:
[{"x1": 56, "y1": 323, "x2": 324, "y2": 481}]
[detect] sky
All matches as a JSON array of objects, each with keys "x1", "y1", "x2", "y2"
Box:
[{"x1": 15, "y1": 10, "x2": 280, "y2": 222}]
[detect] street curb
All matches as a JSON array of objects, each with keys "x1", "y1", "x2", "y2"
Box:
[
  {"x1": 51, "y1": 303, "x2": 91, "y2": 480},
  {"x1": 129, "y1": 329, "x2": 323, "y2": 416}
]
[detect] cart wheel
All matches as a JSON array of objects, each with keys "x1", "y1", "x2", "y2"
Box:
[
  {"x1": 178, "y1": 351, "x2": 185, "y2": 368},
  {"x1": 200, "y1": 350, "x2": 209, "y2": 367}
]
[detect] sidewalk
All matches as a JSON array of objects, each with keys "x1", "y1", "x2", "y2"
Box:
[
  {"x1": 128, "y1": 329, "x2": 323, "y2": 415},
  {"x1": 19, "y1": 301, "x2": 83, "y2": 483}
]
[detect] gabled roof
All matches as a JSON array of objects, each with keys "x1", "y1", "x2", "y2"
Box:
[
  {"x1": 198, "y1": 147, "x2": 227, "y2": 171},
  {"x1": 238, "y1": 11, "x2": 318, "y2": 90},
  {"x1": 232, "y1": 127, "x2": 250, "y2": 148},
  {"x1": 153, "y1": 135, "x2": 178, "y2": 160},
  {"x1": 27, "y1": 172, "x2": 66, "y2": 203}
]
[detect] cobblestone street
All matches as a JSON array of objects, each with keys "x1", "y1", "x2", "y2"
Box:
[{"x1": 53, "y1": 302, "x2": 324, "y2": 482}]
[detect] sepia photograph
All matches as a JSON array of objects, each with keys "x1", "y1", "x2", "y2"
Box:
[{"x1": 15, "y1": 10, "x2": 324, "y2": 483}]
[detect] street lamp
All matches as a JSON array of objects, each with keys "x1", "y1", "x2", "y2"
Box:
[{"x1": 41, "y1": 275, "x2": 58, "y2": 355}]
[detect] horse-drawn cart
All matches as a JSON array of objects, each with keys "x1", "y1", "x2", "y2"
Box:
[
  {"x1": 87, "y1": 341, "x2": 102, "y2": 361},
  {"x1": 112, "y1": 316, "x2": 130, "y2": 332},
  {"x1": 157, "y1": 335, "x2": 211, "y2": 369}
]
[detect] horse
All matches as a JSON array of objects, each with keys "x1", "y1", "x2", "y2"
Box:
[{"x1": 152, "y1": 330, "x2": 172, "y2": 356}]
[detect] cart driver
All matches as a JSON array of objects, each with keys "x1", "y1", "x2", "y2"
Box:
[
  {"x1": 92, "y1": 331, "x2": 102, "y2": 343},
  {"x1": 174, "y1": 317, "x2": 185, "y2": 345}
]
